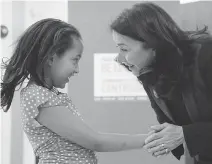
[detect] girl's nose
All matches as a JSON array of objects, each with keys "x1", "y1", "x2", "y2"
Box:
[{"x1": 74, "y1": 65, "x2": 79, "y2": 73}]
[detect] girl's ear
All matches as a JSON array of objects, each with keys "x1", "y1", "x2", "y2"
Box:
[{"x1": 47, "y1": 54, "x2": 57, "y2": 66}]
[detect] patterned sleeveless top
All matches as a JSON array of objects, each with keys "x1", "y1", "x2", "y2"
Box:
[{"x1": 20, "y1": 83, "x2": 98, "y2": 164}]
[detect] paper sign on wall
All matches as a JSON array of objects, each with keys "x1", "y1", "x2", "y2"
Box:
[{"x1": 94, "y1": 53, "x2": 147, "y2": 101}]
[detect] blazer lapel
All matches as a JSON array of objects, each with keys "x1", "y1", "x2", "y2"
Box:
[
  {"x1": 149, "y1": 85, "x2": 175, "y2": 123},
  {"x1": 182, "y1": 86, "x2": 200, "y2": 122}
]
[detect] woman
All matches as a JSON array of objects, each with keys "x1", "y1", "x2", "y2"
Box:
[{"x1": 110, "y1": 2, "x2": 212, "y2": 164}]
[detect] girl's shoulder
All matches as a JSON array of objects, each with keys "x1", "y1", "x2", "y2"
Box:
[
  {"x1": 21, "y1": 83, "x2": 54, "y2": 102},
  {"x1": 20, "y1": 83, "x2": 75, "y2": 126},
  {"x1": 20, "y1": 83, "x2": 72, "y2": 108}
]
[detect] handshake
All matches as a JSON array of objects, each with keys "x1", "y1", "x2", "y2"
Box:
[{"x1": 141, "y1": 122, "x2": 185, "y2": 158}]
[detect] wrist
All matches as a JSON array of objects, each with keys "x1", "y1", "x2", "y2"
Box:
[{"x1": 136, "y1": 134, "x2": 148, "y2": 148}]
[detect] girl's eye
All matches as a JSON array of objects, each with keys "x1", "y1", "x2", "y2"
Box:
[
  {"x1": 72, "y1": 58, "x2": 79, "y2": 65},
  {"x1": 74, "y1": 58, "x2": 79, "y2": 62}
]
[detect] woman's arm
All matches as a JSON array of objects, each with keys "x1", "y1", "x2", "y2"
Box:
[
  {"x1": 142, "y1": 82, "x2": 184, "y2": 159},
  {"x1": 182, "y1": 123, "x2": 212, "y2": 157},
  {"x1": 183, "y1": 42, "x2": 212, "y2": 157},
  {"x1": 36, "y1": 105, "x2": 148, "y2": 152}
]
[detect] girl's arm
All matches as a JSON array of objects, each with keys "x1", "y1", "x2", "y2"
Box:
[{"x1": 36, "y1": 105, "x2": 148, "y2": 152}]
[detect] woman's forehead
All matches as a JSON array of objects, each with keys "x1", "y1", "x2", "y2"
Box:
[
  {"x1": 112, "y1": 30, "x2": 127, "y2": 44},
  {"x1": 112, "y1": 30, "x2": 142, "y2": 48}
]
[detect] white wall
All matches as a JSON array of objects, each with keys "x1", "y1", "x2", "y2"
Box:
[{"x1": 1, "y1": 1, "x2": 68, "y2": 164}]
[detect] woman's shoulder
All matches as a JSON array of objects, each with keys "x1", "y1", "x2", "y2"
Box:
[
  {"x1": 188, "y1": 37, "x2": 212, "y2": 69},
  {"x1": 192, "y1": 39, "x2": 212, "y2": 89},
  {"x1": 196, "y1": 36, "x2": 212, "y2": 54},
  {"x1": 197, "y1": 38, "x2": 212, "y2": 68}
]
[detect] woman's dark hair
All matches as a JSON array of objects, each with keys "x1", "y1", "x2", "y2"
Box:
[
  {"x1": 1, "y1": 18, "x2": 81, "y2": 112},
  {"x1": 110, "y1": 2, "x2": 210, "y2": 99}
]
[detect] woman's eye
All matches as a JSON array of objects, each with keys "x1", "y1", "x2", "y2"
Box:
[{"x1": 120, "y1": 49, "x2": 128, "y2": 52}]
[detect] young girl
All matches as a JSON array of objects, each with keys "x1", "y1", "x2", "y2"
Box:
[{"x1": 1, "y1": 18, "x2": 149, "y2": 164}]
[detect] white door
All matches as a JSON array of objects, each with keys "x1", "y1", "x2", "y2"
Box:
[{"x1": 1, "y1": 1, "x2": 13, "y2": 164}]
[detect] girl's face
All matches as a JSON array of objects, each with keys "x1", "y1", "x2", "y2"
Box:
[
  {"x1": 47, "y1": 37, "x2": 83, "y2": 89},
  {"x1": 112, "y1": 30, "x2": 155, "y2": 76}
]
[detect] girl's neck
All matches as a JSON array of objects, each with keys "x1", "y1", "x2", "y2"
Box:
[
  {"x1": 28, "y1": 77, "x2": 52, "y2": 89},
  {"x1": 28, "y1": 78, "x2": 60, "y2": 95}
]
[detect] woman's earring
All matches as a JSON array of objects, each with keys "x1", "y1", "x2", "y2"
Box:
[
  {"x1": 152, "y1": 49, "x2": 156, "y2": 62},
  {"x1": 152, "y1": 48, "x2": 156, "y2": 56}
]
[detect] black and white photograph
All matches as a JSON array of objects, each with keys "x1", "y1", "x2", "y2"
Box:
[{"x1": 1, "y1": 0, "x2": 212, "y2": 164}]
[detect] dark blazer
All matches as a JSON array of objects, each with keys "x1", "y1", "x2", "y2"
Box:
[{"x1": 141, "y1": 40, "x2": 212, "y2": 163}]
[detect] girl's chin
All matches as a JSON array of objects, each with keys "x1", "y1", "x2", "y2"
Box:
[{"x1": 54, "y1": 82, "x2": 67, "y2": 89}]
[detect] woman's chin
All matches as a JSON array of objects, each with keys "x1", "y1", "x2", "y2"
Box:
[{"x1": 131, "y1": 70, "x2": 140, "y2": 77}]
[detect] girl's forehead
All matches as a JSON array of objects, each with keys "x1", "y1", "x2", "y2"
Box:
[
  {"x1": 66, "y1": 38, "x2": 83, "y2": 55},
  {"x1": 74, "y1": 38, "x2": 84, "y2": 51}
]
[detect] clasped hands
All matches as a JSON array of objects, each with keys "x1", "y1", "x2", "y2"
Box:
[{"x1": 143, "y1": 122, "x2": 185, "y2": 158}]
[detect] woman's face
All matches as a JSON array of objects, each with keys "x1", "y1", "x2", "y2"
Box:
[{"x1": 112, "y1": 30, "x2": 155, "y2": 76}]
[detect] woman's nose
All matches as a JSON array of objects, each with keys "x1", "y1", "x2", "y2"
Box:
[{"x1": 114, "y1": 53, "x2": 127, "y2": 65}]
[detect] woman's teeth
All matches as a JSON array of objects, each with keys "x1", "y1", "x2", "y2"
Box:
[{"x1": 122, "y1": 62, "x2": 133, "y2": 67}]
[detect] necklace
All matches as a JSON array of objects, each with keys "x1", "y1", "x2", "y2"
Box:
[
  {"x1": 138, "y1": 67, "x2": 154, "y2": 76},
  {"x1": 50, "y1": 86, "x2": 60, "y2": 95}
]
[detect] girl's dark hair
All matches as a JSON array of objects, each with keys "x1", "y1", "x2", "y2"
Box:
[
  {"x1": 1, "y1": 18, "x2": 81, "y2": 112},
  {"x1": 110, "y1": 2, "x2": 210, "y2": 99}
]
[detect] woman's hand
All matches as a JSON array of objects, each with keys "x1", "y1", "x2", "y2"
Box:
[{"x1": 143, "y1": 123, "x2": 185, "y2": 157}]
